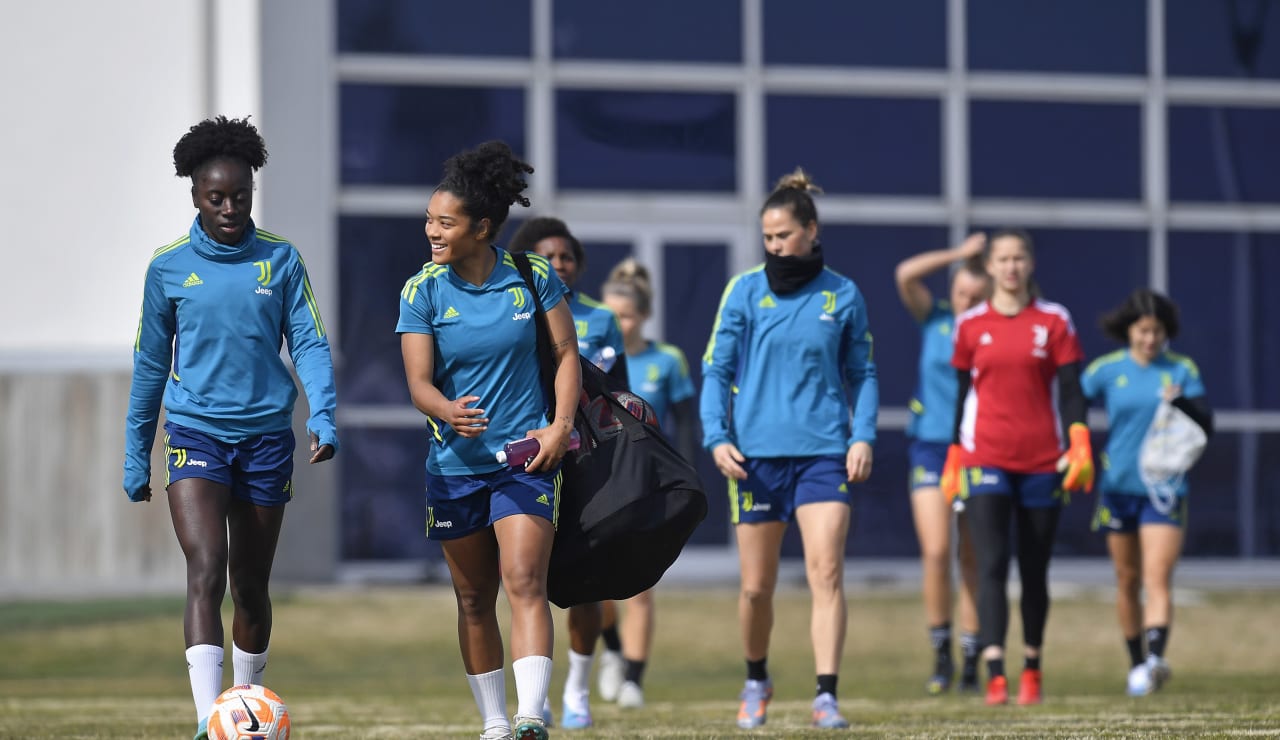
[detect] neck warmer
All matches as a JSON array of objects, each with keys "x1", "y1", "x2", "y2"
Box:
[{"x1": 764, "y1": 242, "x2": 824, "y2": 294}]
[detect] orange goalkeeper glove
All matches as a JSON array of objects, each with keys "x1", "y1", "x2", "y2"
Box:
[
  {"x1": 940, "y1": 444, "x2": 965, "y2": 503},
  {"x1": 1057, "y1": 422, "x2": 1095, "y2": 493}
]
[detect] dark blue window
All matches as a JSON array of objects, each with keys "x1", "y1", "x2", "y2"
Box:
[
  {"x1": 1182, "y1": 432, "x2": 1243, "y2": 556},
  {"x1": 1259, "y1": 433, "x2": 1280, "y2": 555},
  {"x1": 1169, "y1": 231, "x2": 1280, "y2": 410},
  {"x1": 340, "y1": 427, "x2": 440, "y2": 560},
  {"x1": 553, "y1": 0, "x2": 740, "y2": 63},
  {"x1": 556, "y1": 91, "x2": 736, "y2": 192},
  {"x1": 767, "y1": 96, "x2": 941, "y2": 195},
  {"x1": 337, "y1": 0, "x2": 531, "y2": 57},
  {"x1": 1167, "y1": 0, "x2": 1280, "y2": 79},
  {"x1": 341, "y1": 85, "x2": 525, "y2": 186},
  {"x1": 574, "y1": 242, "x2": 635, "y2": 301},
  {"x1": 970, "y1": 102, "x2": 1141, "y2": 199},
  {"x1": 1169, "y1": 107, "x2": 1280, "y2": 204},
  {"x1": 968, "y1": 0, "x2": 1146, "y2": 74},
  {"x1": 763, "y1": 0, "x2": 946, "y2": 68},
  {"x1": 664, "y1": 243, "x2": 729, "y2": 545}
]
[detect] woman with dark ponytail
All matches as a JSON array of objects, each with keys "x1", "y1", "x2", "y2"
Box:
[{"x1": 398, "y1": 141, "x2": 580, "y2": 740}]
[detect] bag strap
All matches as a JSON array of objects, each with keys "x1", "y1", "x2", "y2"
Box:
[{"x1": 512, "y1": 252, "x2": 557, "y2": 423}]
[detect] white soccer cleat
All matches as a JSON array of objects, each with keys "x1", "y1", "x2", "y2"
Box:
[
  {"x1": 597, "y1": 649, "x2": 625, "y2": 702},
  {"x1": 617, "y1": 680, "x2": 645, "y2": 709},
  {"x1": 480, "y1": 726, "x2": 512, "y2": 740},
  {"x1": 1127, "y1": 663, "x2": 1153, "y2": 696}
]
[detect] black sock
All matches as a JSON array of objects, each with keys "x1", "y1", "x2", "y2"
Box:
[
  {"x1": 747, "y1": 658, "x2": 768, "y2": 682},
  {"x1": 960, "y1": 632, "x2": 980, "y2": 679},
  {"x1": 987, "y1": 658, "x2": 1005, "y2": 680},
  {"x1": 624, "y1": 658, "x2": 646, "y2": 686},
  {"x1": 1125, "y1": 635, "x2": 1144, "y2": 667},
  {"x1": 930, "y1": 622, "x2": 952, "y2": 655},
  {"x1": 1146, "y1": 625, "x2": 1170, "y2": 658},
  {"x1": 816, "y1": 674, "x2": 838, "y2": 698},
  {"x1": 601, "y1": 625, "x2": 622, "y2": 653},
  {"x1": 1024, "y1": 655, "x2": 1040, "y2": 671}
]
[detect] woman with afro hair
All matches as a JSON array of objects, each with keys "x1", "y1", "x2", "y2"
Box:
[{"x1": 122, "y1": 115, "x2": 338, "y2": 740}]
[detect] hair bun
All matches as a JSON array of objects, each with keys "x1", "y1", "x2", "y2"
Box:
[{"x1": 773, "y1": 167, "x2": 823, "y2": 195}]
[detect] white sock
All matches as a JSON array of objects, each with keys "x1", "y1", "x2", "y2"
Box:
[
  {"x1": 232, "y1": 643, "x2": 269, "y2": 686},
  {"x1": 185, "y1": 644, "x2": 224, "y2": 722},
  {"x1": 563, "y1": 650, "x2": 594, "y2": 712},
  {"x1": 467, "y1": 669, "x2": 510, "y2": 734},
  {"x1": 512, "y1": 655, "x2": 553, "y2": 720}
]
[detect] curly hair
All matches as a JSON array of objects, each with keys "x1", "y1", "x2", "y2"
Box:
[
  {"x1": 761, "y1": 167, "x2": 823, "y2": 226},
  {"x1": 507, "y1": 216, "x2": 584, "y2": 265},
  {"x1": 437, "y1": 140, "x2": 533, "y2": 241},
  {"x1": 173, "y1": 115, "x2": 267, "y2": 178}
]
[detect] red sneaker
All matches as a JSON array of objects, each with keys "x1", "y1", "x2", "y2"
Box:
[
  {"x1": 985, "y1": 675, "x2": 1009, "y2": 705},
  {"x1": 1017, "y1": 668, "x2": 1042, "y2": 705}
]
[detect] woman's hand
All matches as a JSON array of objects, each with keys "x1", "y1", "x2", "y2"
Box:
[
  {"x1": 846, "y1": 441, "x2": 873, "y2": 483},
  {"x1": 443, "y1": 395, "x2": 489, "y2": 438},
  {"x1": 712, "y1": 443, "x2": 748, "y2": 481},
  {"x1": 524, "y1": 416, "x2": 575, "y2": 473},
  {"x1": 309, "y1": 432, "x2": 335, "y2": 464},
  {"x1": 1161, "y1": 384, "x2": 1182, "y2": 402}
]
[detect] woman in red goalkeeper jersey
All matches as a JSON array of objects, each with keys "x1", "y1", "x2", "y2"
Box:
[{"x1": 940, "y1": 229, "x2": 1093, "y2": 706}]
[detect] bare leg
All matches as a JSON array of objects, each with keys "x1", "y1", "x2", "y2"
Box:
[
  {"x1": 226, "y1": 498, "x2": 285, "y2": 653},
  {"x1": 735, "y1": 521, "x2": 787, "y2": 662},
  {"x1": 794, "y1": 502, "x2": 850, "y2": 676},
  {"x1": 168, "y1": 479, "x2": 232, "y2": 647},
  {"x1": 440, "y1": 528, "x2": 504, "y2": 674}
]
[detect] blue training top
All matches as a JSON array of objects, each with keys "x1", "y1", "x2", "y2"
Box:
[
  {"x1": 124, "y1": 217, "x2": 338, "y2": 492},
  {"x1": 700, "y1": 265, "x2": 879, "y2": 457},
  {"x1": 626, "y1": 340, "x2": 696, "y2": 425},
  {"x1": 907, "y1": 300, "x2": 958, "y2": 444},
  {"x1": 1082, "y1": 349, "x2": 1206, "y2": 496},
  {"x1": 569, "y1": 290, "x2": 625, "y2": 365},
  {"x1": 397, "y1": 248, "x2": 568, "y2": 478}
]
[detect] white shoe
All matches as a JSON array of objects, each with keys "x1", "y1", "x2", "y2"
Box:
[
  {"x1": 617, "y1": 680, "x2": 645, "y2": 708},
  {"x1": 1126, "y1": 663, "x2": 1153, "y2": 696},
  {"x1": 597, "y1": 649, "x2": 625, "y2": 702},
  {"x1": 480, "y1": 727, "x2": 511, "y2": 740},
  {"x1": 1147, "y1": 655, "x2": 1172, "y2": 690}
]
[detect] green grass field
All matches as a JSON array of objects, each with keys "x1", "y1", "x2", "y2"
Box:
[{"x1": 1, "y1": 585, "x2": 1277, "y2": 738}]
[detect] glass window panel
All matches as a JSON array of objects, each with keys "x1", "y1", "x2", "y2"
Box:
[
  {"x1": 1169, "y1": 231, "x2": 1279, "y2": 409},
  {"x1": 341, "y1": 85, "x2": 525, "y2": 186},
  {"x1": 968, "y1": 0, "x2": 1145, "y2": 74},
  {"x1": 763, "y1": 0, "x2": 945, "y2": 68},
  {"x1": 1258, "y1": 433, "x2": 1280, "y2": 555},
  {"x1": 556, "y1": 91, "x2": 736, "y2": 192},
  {"x1": 970, "y1": 102, "x2": 1141, "y2": 199},
  {"x1": 1167, "y1": 0, "x2": 1280, "y2": 79},
  {"x1": 1182, "y1": 432, "x2": 1242, "y2": 556},
  {"x1": 766, "y1": 96, "x2": 941, "y2": 196},
  {"x1": 553, "y1": 0, "x2": 740, "y2": 63},
  {"x1": 664, "y1": 243, "x2": 729, "y2": 545},
  {"x1": 574, "y1": 241, "x2": 634, "y2": 301},
  {"x1": 1169, "y1": 106, "x2": 1280, "y2": 204},
  {"x1": 337, "y1": 0, "x2": 531, "y2": 57},
  {"x1": 340, "y1": 427, "x2": 441, "y2": 560}
]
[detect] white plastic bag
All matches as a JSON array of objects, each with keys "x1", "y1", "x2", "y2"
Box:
[{"x1": 1138, "y1": 399, "x2": 1208, "y2": 515}]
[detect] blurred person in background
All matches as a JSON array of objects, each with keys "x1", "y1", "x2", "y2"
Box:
[
  {"x1": 123, "y1": 115, "x2": 338, "y2": 740},
  {"x1": 508, "y1": 217, "x2": 629, "y2": 730},
  {"x1": 894, "y1": 233, "x2": 991, "y2": 695},
  {"x1": 594, "y1": 257, "x2": 700, "y2": 709},
  {"x1": 399, "y1": 141, "x2": 579, "y2": 740},
  {"x1": 941, "y1": 228, "x2": 1093, "y2": 707},
  {"x1": 1083, "y1": 289, "x2": 1212, "y2": 697},
  {"x1": 701, "y1": 169, "x2": 878, "y2": 731}
]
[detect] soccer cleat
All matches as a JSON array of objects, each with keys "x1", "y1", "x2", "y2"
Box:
[
  {"x1": 480, "y1": 727, "x2": 513, "y2": 740},
  {"x1": 597, "y1": 649, "x2": 625, "y2": 702},
  {"x1": 926, "y1": 653, "x2": 954, "y2": 695},
  {"x1": 1017, "y1": 668, "x2": 1042, "y2": 705},
  {"x1": 512, "y1": 715, "x2": 550, "y2": 740},
  {"x1": 810, "y1": 692, "x2": 850, "y2": 729},
  {"x1": 1127, "y1": 663, "x2": 1154, "y2": 697},
  {"x1": 1146, "y1": 655, "x2": 1172, "y2": 691},
  {"x1": 736, "y1": 678, "x2": 773, "y2": 729},
  {"x1": 559, "y1": 700, "x2": 592, "y2": 730},
  {"x1": 985, "y1": 675, "x2": 1009, "y2": 705},
  {"x1": 959, "y1": 660, "x2": 981, "y2": 693},
  {"x1": 193, "y1": 717, "x2": 209, "y2": 740},
  {"x1": 617, "y1": 680, "x2": 645, "y2": 709}
]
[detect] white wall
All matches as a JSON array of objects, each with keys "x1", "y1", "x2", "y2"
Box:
[{"x1": 0, "y1": 0, "x2": 261, "y2": 360}]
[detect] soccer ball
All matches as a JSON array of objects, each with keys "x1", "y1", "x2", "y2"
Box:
[{"x1": 207, "y1": 684, "x2": 291, "y2": 740}]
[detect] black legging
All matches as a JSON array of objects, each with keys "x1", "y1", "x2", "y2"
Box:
[{"x1": 964, "y1": 495, "x2": 1061, "y2": 651}]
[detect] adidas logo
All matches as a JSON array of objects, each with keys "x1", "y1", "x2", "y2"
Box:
[
  {"x1": 759, "y1": 295, "x2": 777, "y2": 308},
  {"x1": 536, "y1": 494, "x2": 550, "y2": 506},
  {"x1": 443, "y1": 306, "x2": 460, "y2": 319},
  {"x1": 979, "y1": 332, "x2": 993, "y2": 346},
  {"x1": 182, "y1": 272, "x2": 203, "y2": 288}
]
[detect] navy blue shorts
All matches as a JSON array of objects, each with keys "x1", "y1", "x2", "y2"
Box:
[
  {"x1": 163, "y1": 422, "x2": 294, "y2": 507},
  {"x1": 908, "y1": 440, "x2": 949, "y2": 492},
  {"x1": 957, "y1": 466, "x2": 1064, "y2": 509},
  {"x1": 425, "y1": 466, "x2": 561, "y2": 540},
  {"x1": 1092, "y1": 491, "x2": 1187, "y2": 533},
  {"x1": 730, "y1": 456, "x2": 849, "y2": 525}
]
